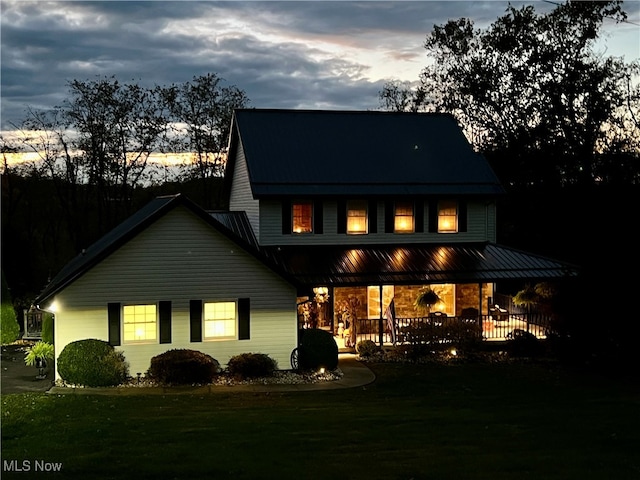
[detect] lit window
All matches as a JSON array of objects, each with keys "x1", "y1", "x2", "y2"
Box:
[
  {"x1": 438, "y1": 200, "x2": 458, "y2": 233},
  {"x1": 204, "y1": 301, "x2": 236, "y2": 340},
  {"x1": 394, "y1": 201, "x2": 414, "y2": 233},
  {"x1": 367, "y1": 285, "x2": 395, "y2": 319},
  {"x1": 347, "y1": 200, "x2": 368, "y2": 234},
  {"x1": 123, "y1": 304, "x2": 157, "y2": 344},
  {"x1": 292, "y1": 201, "x2": 313, "y2": 234}
]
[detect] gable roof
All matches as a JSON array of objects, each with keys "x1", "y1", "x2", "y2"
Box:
[
  {"x1": 33, "y1": 194, "x2": 296, "y2": 307},
  {"x1": 226, "y1": 109, "x2": 505, "y2": 198}
]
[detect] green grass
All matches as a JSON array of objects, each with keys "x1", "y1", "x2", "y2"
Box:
[{"x1": 2, "y1": 362, "x2": 639, "y2": 480}]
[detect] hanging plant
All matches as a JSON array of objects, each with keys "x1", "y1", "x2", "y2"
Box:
[
  {"x1": 512, "y1": 284, "x2": 539, "y2": 307},
  {"x1": 414, "y1": 287, "x2": 441, "y2": 314}
]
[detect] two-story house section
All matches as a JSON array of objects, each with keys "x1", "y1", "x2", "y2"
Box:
[{"x1": 224, "y1": 109, "x2": 577, "y2": 345}]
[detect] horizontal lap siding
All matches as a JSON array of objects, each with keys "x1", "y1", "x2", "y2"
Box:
[
  {"x1": 53, "y1": 207, "x2": 297, "y2": 378},
  {"x1": 259, "y1": 199, "x2": 494, "y2": 245},
  {"x1": 229, "y1": 145, "x2": 260, "y2": 237}
]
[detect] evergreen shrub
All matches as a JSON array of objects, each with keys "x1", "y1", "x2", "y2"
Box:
[
  {"x1": 227, "y1": 353, "x2": 278, "y2": 379},
  {"x1": 356, "y1": 339, "x2": 380, "y2": 357},
  {"x1": 299, "y1": 328, "x2": 338, "y2": 371},
  {"x1": 148, "y1": 349, "x2": 220, "y2": 385},
  {"x1": 57, "y1": 339, "x2": 129, "y2": 387}
]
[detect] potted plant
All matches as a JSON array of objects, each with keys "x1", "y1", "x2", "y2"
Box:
[
  {"x1": 24, "y1": 341, "x2": 54, "y2": 379},
  {"x1": 413, "y1": 286, "x2": 441, "y2": 315}
]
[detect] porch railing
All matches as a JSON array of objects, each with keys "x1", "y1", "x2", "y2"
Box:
[{"x1": 350, "y1": 311, "x2": 553, "y2": 346}]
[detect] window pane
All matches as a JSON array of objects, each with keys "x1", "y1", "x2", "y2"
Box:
[
  {"x1": 438, "y1": 201, "x2": 458, "y2": 233},
  {"x1": 367, "y1": 285, "x2": 395, "y2": 318},
  {"x1": 204, "y1": 301, "x2": 236, "y2": 340},
  {"x1": 123, "y1": 304, "x2": 157, "y2": 343},
  {"x1": 292, "y1": 201, "x2": 313, "y2": 233},
  {"x1": 394, "y1": 201, "x2": 414, "y2": 233},
  {"x1": 347, "y1": 200, "x2": 368, "y2": 234}
]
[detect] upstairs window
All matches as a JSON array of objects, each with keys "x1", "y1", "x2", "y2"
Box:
[
  {"x1": 347, "y1": 200, "x2": 368, "y2": 234},
  {"x1": 204, "y1": 301, "x2": 236, "y2": 340},
  {"x1": 394, "y1": 201, "x2": 414, "y2": 233},
  {"x1": 438, "y1": 200, "x2": 458, "y2": 233},
  {"x1": 123, "y1": 304, "x2": 157, "y2": 344},
  {"x1": 292, "y1": 201, "x2": 313, "y2": 234}
]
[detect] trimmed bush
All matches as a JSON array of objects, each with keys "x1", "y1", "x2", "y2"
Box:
[
  {"x1": 299, "y1": 328, "x2": 339, "y2": 371},
  {"x1": 356, "y1": 340, "x2": 380, "y2": 357},
  {"x1": 1, "y1": 272, "x2": 20, "y2": 344},
  {"x1": 227, "y1": 353, "x2": 278, "y2": 379},
  {"x1": 147, "y1": 349, "x2": 220, "y2": 385},
  {"x1": 41, "y1": 312, "x2": 54, "y2": 344},
  {"x1": 57, "y1": 339, "x2": 129, "y2": 387},
  {"x1": 506, "y1": 329, "x2": 543, "y2": 358}
]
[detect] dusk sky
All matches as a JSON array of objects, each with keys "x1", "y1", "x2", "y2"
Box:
[{"x1": 1, "y1": 1, "x2": 639, "y2": 132}]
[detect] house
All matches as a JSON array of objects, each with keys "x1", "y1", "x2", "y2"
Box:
[{"x1": 35, "y1": 109, "x2": 578, "y2": 377}]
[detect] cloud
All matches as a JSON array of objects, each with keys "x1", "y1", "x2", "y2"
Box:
[{"x1": 1, "y1": 1, "x2": 637, "y2": 130}]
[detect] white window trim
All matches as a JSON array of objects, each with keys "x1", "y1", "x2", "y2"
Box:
[{"x1": 203, "y1": 300, "x2": 238, "y2": 341}]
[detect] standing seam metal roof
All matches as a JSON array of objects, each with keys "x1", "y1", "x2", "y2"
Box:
[{"x1": 229, "y1": 109, "x2": 505, "y2": 197}]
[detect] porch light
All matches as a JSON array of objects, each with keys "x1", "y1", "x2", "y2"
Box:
[
  {"x1": 318, "y1": 367, "x2": 326, "y2": 374},
  {"x1": 450, "y1": 348, "x2": 457, "y2": 356}
]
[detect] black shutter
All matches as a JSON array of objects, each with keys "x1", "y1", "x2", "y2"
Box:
[
  {"x1": 368, "y1": 200, "x2": 377, "y2": 233},
  {"x1": 337, "y1": 200, "x2": 347, "y2": 234},
  {"x1": 189, "y1": 300, "x2": 202, "y2": 342},
  {"x1": 415, "y1": 200, "x2": 424, "y2": 233},
  {"x1": 458, "y1": 201, "x2": 467, "y2": 232},
  {"x1": 238, "y1": 298, "x2": 250, "y2": 340},
  {"x1": 281, "y1": 200, "x2": 292, "y2": 234},
  {"x1": 314, "y1": 200, "x2": 323, "y2": 234},
  {"x1": 108, "y1": 302, "x2": 121, "y2": 346},
  {"x1": 428, "y1": 201, "x2": 438, "y2": 233},
  {"x1": 159, "y1": 301, "x2": 172, "y2": 344},
  {"x1": 384, "y1": 201, "x2": 394, "y2": 233}
]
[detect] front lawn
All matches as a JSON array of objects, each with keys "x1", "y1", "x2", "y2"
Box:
[{"x1": 2, "y1": 361, "x2": 639, "y2": 479}]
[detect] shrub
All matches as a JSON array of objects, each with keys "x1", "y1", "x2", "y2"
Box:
[
  {"x1": 147, "y1": 349, "x2": 220, "y2": 385},
  {"x1": 356, "y1": 340, "x2": 379, "y2": 357},
  {"x1": 506, "y1": 329, "x2": 543, "y2": 358},
  {"x1": 227, "y1": 353, "x2": 278, "y2": 379},
  {"x1": 57, "y1": 339, "x2": 129, "y2": 387},
  {"x1": 41, "y1": 312, "x2": 54, "y2": 344},
  {"x1": 299, "y1": 328, "x2": 338, "y2": 371},
  {"x1": 1, "y1": 273, "x2": 20, "y2": 344}
]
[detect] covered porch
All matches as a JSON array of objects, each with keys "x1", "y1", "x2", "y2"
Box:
[{"x1": 266, "y1": 241, "x2": 577, "y2": 349}]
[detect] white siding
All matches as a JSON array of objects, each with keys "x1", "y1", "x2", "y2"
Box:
[
  {"x1": 229, "y1": 142, "x2": 260, "y2": 237},
  {"x1": 259, "y1": 199, "x2": 495, "y2": 245},
  {"x1": 52, "y1": 207, "x2": 297, "y2": 379}
]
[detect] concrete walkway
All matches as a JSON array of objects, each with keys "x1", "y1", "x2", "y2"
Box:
[{"x1": 44, "y1": 353, "x2": 376, "y2": 396}]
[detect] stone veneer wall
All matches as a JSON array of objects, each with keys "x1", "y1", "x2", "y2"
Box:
[{"x1": 333, "y1": 283, "x2": 494, "y2": 323}]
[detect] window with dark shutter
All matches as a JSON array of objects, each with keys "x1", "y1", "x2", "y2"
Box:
[
  {"x1": 458, "y1": 201, "x2": 468, "y2": 232},
  {"x1": 384, "y1": 201, "x2": 394, "y2": 233},
  {"x1": 368, "y1": 200, "x2": 377, "y2": 233},
  {"x1": 428, "y1": 201, "x2": 438, "y2": 233},
  {"x1": 415, "y1": 201, "x2": 424, "y2": 233},
  {"x1": 189, "y1": 300, "x2": 203, "y2": 342},
  {"x1": 313, "y1": 200, "x2": 324, "y2": 234},
  {"x1": 337, "y1": 200, "x2": 347, "y2": 234},
  {"x1": 108, "y1": 302, "x2": 121, "y2": 346},
  {"x1": 159, "y1": 301, "x2": 172, "y2": 344},
  {"x1": 238, "y1": 298, "x2": 250, "y2": 340},
  {"x1": 282, "y1": 200, "x2": 292, "y2": 234}
]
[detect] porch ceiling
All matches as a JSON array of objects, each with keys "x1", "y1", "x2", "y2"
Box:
[{"x1": 263, "y1": 242, "x2": 578, "y2": 286}]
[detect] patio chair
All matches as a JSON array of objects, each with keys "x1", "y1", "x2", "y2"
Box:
[{"x1": 489, "y1": 304, "x2": 509, "y2": 322}]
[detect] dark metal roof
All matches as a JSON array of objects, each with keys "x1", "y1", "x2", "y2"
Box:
[
  {"x1": 228, "y1": 109, "x2": 505, "y2": 197},
  {"x1": 209, "y1": 211, "x2": 259, "y2": 249},
  {"x1": 262, "y1": 243, "x2": 579, "y2": 286}
]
